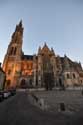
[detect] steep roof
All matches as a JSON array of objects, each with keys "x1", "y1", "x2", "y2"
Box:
[
  {"x1": 41, "y1": 43, "x2": 51, "y2": 53},
  {"x1": 60, "y1": 56, "x2": 83, "y2": 72},
  {"x1": 22, "y1": 55, "x2": 33, "y2": 60}
]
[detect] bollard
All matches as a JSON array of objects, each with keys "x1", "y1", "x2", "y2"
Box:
[
  {"x1": 39, "y1": 98, "x2": 45, "y2": 110},
  {"x1": 60, "y1": 102, "x2": 65, "y2": 111},
  {"x1": 82, "y1": 90, "x2": 83, "y2": 95}
]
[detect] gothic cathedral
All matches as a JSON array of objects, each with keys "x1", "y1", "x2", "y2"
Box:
[{"x1": 2, "y1": 21, "x2": 83, "y2": 89}]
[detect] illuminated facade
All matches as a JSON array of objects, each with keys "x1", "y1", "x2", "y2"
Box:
[
  {"x1": 2, "y1": 21, "x2": 83, "y2": 88},
  {"x1": 0, "y1": 63, "x2": 6, "y2": 90}
]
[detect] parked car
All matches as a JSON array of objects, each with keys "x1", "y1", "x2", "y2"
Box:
[
  {"x1": 0, "y1": 91, "x2": 4, "y2": 101},
  {"x1": 3, "y1": 90, "x2": 11, "y2": 98},
  {"x1": 9, "y1": 88, "x2": 16, "y2": 96}
]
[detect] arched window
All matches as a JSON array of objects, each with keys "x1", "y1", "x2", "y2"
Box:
[
  {"x1": 6, "y1": 80, "x2": 11, "y2": 87},
  {"x1": 67, "y1": 73, "x2": 70, "y2": 79},
  {"x1": 27, "y1": 64, "x2": 29, "y2": 69},
  {"x1": 73, "y1": 73, "x2": 76, "y2": 79},
  {"x1": 9, "y1": 47, "x2": 14, "y2": 55},
  {"x1": 13, "y1": 47, "x2": 17, "y2": 55},
  {"x1": 14, "y1": 37, "x2": 17, "y2": 43},
  {"x1": 20, "y1": 79, "x2": 27, "y2": 88},
  {"x1": 80, "y1": 80, "x2": 82, "y2": 83},
  {"x1": 8, "y1": 69, "x2": 11, "y2": 75}
]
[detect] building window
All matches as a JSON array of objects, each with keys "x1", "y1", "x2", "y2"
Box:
[
  {"x1": 6, "y1": 80, "x2": 11, "y2": 87},
  {"x1": 12, "y1": 64, "x2": 14, "y2": 68},
  {"x1": 67, "y1": 73, "x2": 70, "y2": 79},
  {"x1": 13, "y1": 47, "x2": 17, "y2": 55},
  {"x1": 29, "y1": 64, "x2": 32, "y2": 70},
  {"x1": 27, "y1": 64, "x2": 29, "y2": 69},
  {"x1": 73, "y1": 73, "x2": 76, "y2": 79},
  {"x1": 9, "y1": 47, "x2": 14, "y2": 55},
  {"x1": 9, "y1": 47, "x2": 17, "y2": 55},
  {"x1": 80, "y1": 80, "x2": 82, "y2": 84},
  {"x1": 8, "y1": 70, "x2": 11, "y2": 75}
]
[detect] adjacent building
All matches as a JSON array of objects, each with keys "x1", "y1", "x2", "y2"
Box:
[
  {"x1": 2, "y1": 21, "x2": 83, "y2": 89},
  {"x1": 0, "y1": 63, "x2": 6, "y2": 90}
]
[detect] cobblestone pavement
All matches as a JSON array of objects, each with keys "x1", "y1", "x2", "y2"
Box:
[{"x1": 0, "y1": 91, "x2": 83, "y2": 125}]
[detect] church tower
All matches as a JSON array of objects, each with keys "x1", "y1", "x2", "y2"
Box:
[{"x1": 3, "y1": 20, "x2": 23, "y2": 88}]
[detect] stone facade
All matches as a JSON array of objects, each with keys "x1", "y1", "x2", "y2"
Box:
[
  {"x1": 0, "y1": 63, "x2": 6, "y2": 90},
  {"x1": 2, "y1": 21, "x2": 83, "y2": 88}
]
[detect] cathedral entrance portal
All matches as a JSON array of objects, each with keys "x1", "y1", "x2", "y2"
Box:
[
  {"x1": 20, "y1": 79, "x2": 27, "y2": 88},
  {"x1": 19, "y1": 77, "x2": 33, "y2": 88},
  {"x1": 59, "y1": 78, "x2": 65, "y2": 90},
  {"x1": 59, "y1": 78, "x2": 62, "y2": 87}
]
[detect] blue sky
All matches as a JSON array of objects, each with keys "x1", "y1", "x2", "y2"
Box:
[{"x1": 0, "y1": 0, "x2": 83, "y2": 66}]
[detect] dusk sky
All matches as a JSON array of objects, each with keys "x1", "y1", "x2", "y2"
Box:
[{"x1": 0, "y1": 0, "x2": 83, "y2": 66}]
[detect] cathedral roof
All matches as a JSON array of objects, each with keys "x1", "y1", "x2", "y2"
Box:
[
  {"x1": 60, "y1": 56, "x2": 83, "y2": 72},
  {"x1": 42, "y1": 43, "x2": 50, "y2": 52},
  {"x1": 22, "y1": 55, "x2": 33, "y2": 60},
  {"x1": 39, "y1": 43, "x2": 54, "y2": 55}
]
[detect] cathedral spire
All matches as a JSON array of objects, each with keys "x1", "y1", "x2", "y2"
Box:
[
  {"x1": 11, "y1": 20, "x2": 23, "y2": 43},
  {"x1": 64, "y1": 54, "x2": 70, "y2": 70},
  {"x1": 15, "y1": 20, "x2": 23, "y2": 33},
  {"x1": 51, "y1": 47, "x2": 55, "y2": 55},
  {"x1": 38, "y1": 46, "x2": 41, "y2": 55},
  {"x1": 18, "y1": 20, "x2": 22, "y2": 27},
  {"x1": 42, "y1": 42, "x2": 49, "y2": 50},
  {"x1": 44, "y1": 42, "x2": 48, "y2": 47},
  {"x1": 4, "y1": 20, "x2": 24, "y2": 58}
]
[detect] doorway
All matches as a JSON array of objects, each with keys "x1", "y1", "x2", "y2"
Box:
[{"x1": 20, "y1": 79, "x2": 27, "y2": 88}]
